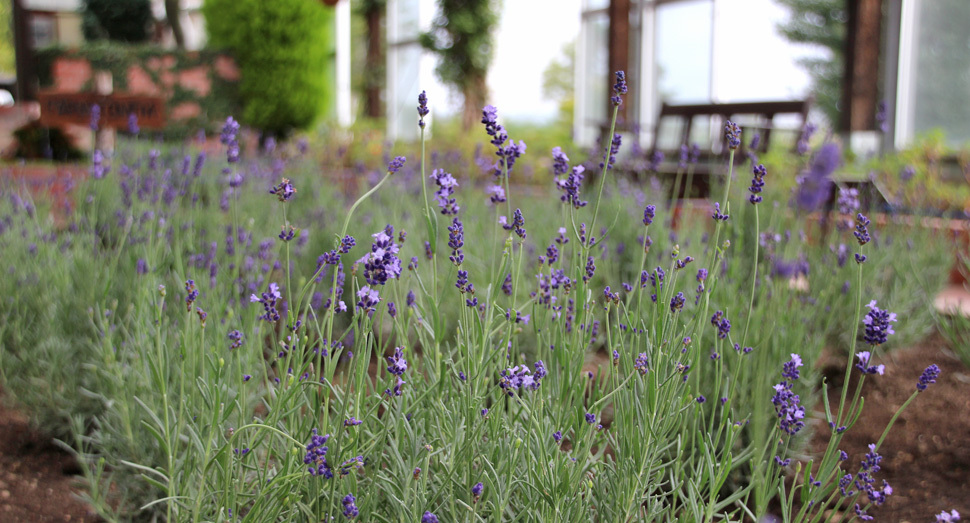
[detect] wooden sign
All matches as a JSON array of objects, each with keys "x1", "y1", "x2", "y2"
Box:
[{"x1": 38, "y1": 91, "x2": 166, "y2": 129}]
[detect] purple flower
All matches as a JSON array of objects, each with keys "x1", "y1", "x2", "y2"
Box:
[
  {"x1": 634, "y1": 353, "x2": 649, "y2": 375},
  {"x1": 344, "y1": 417, "x2": 363, "y2": 427},
  {"x1": 583, "y1": 256, "x2": 596, "y2": 283},
  {"x1": 711, "y1": 311, "x2": 731, "y2": 339},
  {"x1": 696, "y1": 395, "x2": 706, "y2": 404},
  {"x1": 748, "y1": 164, "x2": 767, "y2": 204},
  {"x1": 936, "y1": 510, "x2": 961, "y2": 522},
  {"x1": 185, "y1": 279, "x2": 199, "y2": 311},
  {"x1": 585, "y1": 413, "x2": 596, "y2": 424},
  {"x1": 228, "y1": 329, "x2": 244, "y2": 350},
  {"x1": 900, "y1": 164, "x2": 916, "y2": 181},
  {"x1": 387, "y1": 347, "x2": 408, "y2": 376},
  {"x1": 854, "y1": 213, "x2": 871, "y2": 246},
  {"x1": 712, "y1": 202, "x2": 729, "y2": 221},
  {"x1": 643, "y1": 205, "x2": 656, "y2": 226},
  {"x1": 724, "y1": 120, "x2": 741, "y2": 150},
  {"x1": 795, "y1": 142, "x2": 839, "y2": 211},
  {"x1": 854, "y1": 351, "x2": 885, "y2": 375},
  {"x1": 862, "y1": 300, "x2": 896, "y2": 346},
  {"x1": 430, "y1": 169, "x2": 460, "y2": 215},
  {"x1": 448, "y1": 218, "x2": 464, "y2": 266},
  {"x1": 356, "y1": 226, "x2": 403, "y2": 286},
  {"x1": 421, "y1": 512, "x2": 439, "y2": 523},
  {"x1": 127, "y1": 113, "x2": 139, "y2": 135},
  {"x1": 481, "y1": 105, "x2": 526, "y2": 179},
  {"x1": 269, "y1": 178, "x2": 296, "y2": 202},
  {"x1": 553, "y1": 430, "x2": 562, "y2": 443},
  {"x1": 610, "y1": 70, "x2": 628, "y2": 106},
  {"x1": 417, "y1": 90, "x2": 429, "y2": 128},
  {"x1": 511, "y1": 208, "x2": 527, "y2": 239},
  {"x1": 91, "y1": 149, "x2": 109, "y2": 179},
  {"x1": 917, "y1": 364, "x2": 940, "y2": 392},
  {"x1": 555, "y1": 165, "x2": 588, "y2": 209},
  {"x1": 599, "y1": 133, "x2": 622, "y2": 171},
  {"x1": 771, "y1": 354, "x2": 806, "y2": 435},
  {"x1": 387, "y1": 302, "x2": 397, "y2": 319},
  {"x1": 342, "y1": 494, "x2": 359, "y2": 518},
  {"x1": 498, "y1": 361, "x2": 546, "y2": 395},
  {"x1": 89, "y1": 104, "x2": 101, "y2": 131},
  {"x1": 670, "y1": 292, "x2": 685, "y2": 313},
  {"x1": 796, "y1": 123, "x2": 816, "y2": 155},
  {"x1": 387, "y1": 156, "x2": 406, "y2": 174},
  {"x1": 303, "y1": 429, "x2": 333, "y2": 478},
  {"x1": 678, "y1": 144, "x2": 689, "y2": 169},
  {"x1": 471, "y1": 482, "x2": 484, "y2": 501},
  {"x1": 552, "y1": 147, "x2": 570, "y2": 176},
  {"x1": 356, "y1": 286, "x2": 380, "y2": 313}
]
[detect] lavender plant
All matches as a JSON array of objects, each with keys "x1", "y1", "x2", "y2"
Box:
[{"x1": 0, "y1": 71, "x2": 957, "y2": 522}]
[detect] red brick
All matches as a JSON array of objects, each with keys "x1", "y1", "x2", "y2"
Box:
[
  {"x1": 52, "y1": 58, "x2": 92, "y2": 91},
  {"x1": 179, "y1": 67, "x2": 211, "y2": 97},
  {"x1": 127, "y1": 65, "x2": 163, "y2": 96},
  {"x1": 215, "y1": 56, "x2": 241, "y2": 81},
  {"x1": 170, "y1": 101, "x2": 201, "y2": 120}
]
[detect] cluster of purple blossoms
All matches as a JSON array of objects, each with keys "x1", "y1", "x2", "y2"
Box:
[
  {"x1": 917, "y1": 364, "x2": 940, "y2": 392},
  {"x1": 481, "y1": 105, "x2": 526, "y2": 179},
  {"x1": 724, "y1": 120, "x2": 742, "y2": 150},
  {"x1": 344, "y1": 417, "x2": 363, "y2": 427},
  {"x1": 509, "y1": 209, "x2": 526, "y2": 239},
  {"x1": 185, "y1": 279, "x2": 199, "y2": 312},
  {"x1": 854, "y1": 213, "x2": 871, "y2": 246},
  {"x1": 220, "y1": 116, "x2": 240, "y2": 165},
  {"x1": 552, "y1": 146, "x2": 569, "y2": 177},
  {"x1": 303, "y1": 429, "x2": 333, "y2": 478},
  {"x1": 555, "y1": 164, "x2": 588, "y2": 209},
  {"x1": 862, "y1": 300, "x2": 897, "y2": 346},
  {"x1": 771, "y1": 354, "x2": 806, "y2": 435},
  {"x1": 935, "y1": 510, "x2": 961, "y2": 522},
  {"x1": 429, "y1": 169, "x2": 460, "y2": 215},
  {"x1": 600, "y1": 133, "x2": 622, "y2": 171},
  {"x1": 91, "y1": 149, "x2": 109, "y2": 179},
  {"x1": 387, "y1": 156, "x2": 407, "y2": 174},
  {"x1": 611, "y1": 70, "x2": 628, "y2": 106},
  {"x1": 196, "y1": 307, "x2": 207, "y2": 327},
  {"x1": 670, "y1": 292, "x2": 686, "y2": 313},
  {"x1": 674, "y1": 256, "x2": 694, "y2": 270},
  {"x1": 840, "y1": 444, "x2": 892, "y2": 518},
  {"x1": 712, "y1": 202, "x2": 729, "y2": 221},
  {"x1": 422, "y1": 512, "x2": 439, "y2": 523},
  {"x1": 634, "y1": 353, "x2": 649, "y2": 375},
  {"x1": 127, "y1": 112, "x2": 139, "y2": 135},
  {"x1": 448, "y1": 218, "x2": 464, "y2": 265},
  {"x1": 796, "y1": 122, "x2": 817, "y2": 155},
  {"x1": 505, "y1": 308, "x2": 530, "y2": 324},
  {"x1": 387, "y1": 347, "x2": 407, "y2": 376},
  {"x1": 583, "y1": 256, "x2": 596, "y2": 283},
  {"x1": 228, "y1": 329, "x2": 243, "y2": 350},
  {"x1": 501, "y1": 273, "x2": 513, "y2": 295},
  {"x1": 643, "y1": 205, "x2": 656, "y2": 226},
  {"x1": 499, "y1": 361, "x2": 547, "y2": 396},
  {"x1": 456, "y1": 270, "x2": 475, "y2": 295},
  {"x1": 603, "y1": 286, "x2": 619, "y2": 304},
  {"x1": 417, "y1": 90, "x2": 429, "y2": 128},
  {"x1": 855, "y1": 351, "x2": 885, "y2": 375},
  {"x1": 356, "y1": 286, "x2": 380, "y2": 313},
  {"x1": 648, "y1": 151, "x2": 664, "y2": 172},
  {"x1": 357, "y1": 225, "x2": 403, "y2": 286},
  {"x1": 486, "y1": 184, "x2": 506, "y2": 204},
  {"x1": 711, "y1": 311, "x2": 731, "y2": 339},
  {"x1": 89, "y1": 103, "x2": 101, "y2": 131},
  {"x1": 342, "y1": 494, "x2": 359, "y2": 519},
  {"x1": 472, "y1": 482, "x2": 484, "y2": 503},
  {"x1": 749, "y1": 164, "x2": 767, "y2": 204},
  {"x1": 250, "y1": 282, "x2": 283, "y2": 322},
  {"x1": 278, "y1": 225, "x2": 296, "y2": 242},
  {"x1": 269, "y1": 178, "x2": 296, "y2": 202}
]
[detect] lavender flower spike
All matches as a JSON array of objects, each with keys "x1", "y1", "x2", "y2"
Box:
[
  {"x1": 611, "y1": 70, "x2": 628, "y2": 106},
  {"x1": 917, "y1": 364, "x2": 940, "y2": 392}
]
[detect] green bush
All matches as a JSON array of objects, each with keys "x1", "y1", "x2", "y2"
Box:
[{"x1": 203, "y1": 0, "x2": 334, "y2": 136}]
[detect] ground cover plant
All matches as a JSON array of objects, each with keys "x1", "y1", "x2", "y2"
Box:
[{"x1": 0, "y1": 73, "x2": 962, "y2": 522}]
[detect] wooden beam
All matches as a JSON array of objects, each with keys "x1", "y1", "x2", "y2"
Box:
[
  {"x1": 12, "y1": 0, "x2": 36, "y2": 101},
  {"x1": 608, "y1": 0, "x2": 630, "y2": 124},
  {"x1": 841, "y1": 0, "x2": 883, "y2": 132}
]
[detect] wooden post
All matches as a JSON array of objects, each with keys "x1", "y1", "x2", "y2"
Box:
[
  {"x1": 12, "y1": 0, "x2": 36, "y2": 101},
  {"x1": 608, "y1": 0, "x2": 630, "y2": 125},
  {"x1": 841, "y1": 0, "x2": 883, "y2": 133}
]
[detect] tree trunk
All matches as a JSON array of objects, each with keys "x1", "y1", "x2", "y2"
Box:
[
  {"x1": 165, "y1": 0, "x2": 186, "y2": 49},
  {"x1": 363, "y1": 7, "x2": 383, "y2": 118},
  {"x1": 461, "y1": 73, "x2": 487, "y2": 131}
]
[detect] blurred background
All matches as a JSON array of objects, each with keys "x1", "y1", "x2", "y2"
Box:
[{"x1": 1, "y1": 0, "x2": 967, "y2": 153}]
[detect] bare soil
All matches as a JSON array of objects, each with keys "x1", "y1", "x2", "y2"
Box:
[{"x1": 813, "y1": 337, "x2": 970, "y2": 521}]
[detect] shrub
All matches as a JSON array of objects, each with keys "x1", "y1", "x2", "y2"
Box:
[{"x1": 202, "y1": 0, "x2": 334, "y2": 137}]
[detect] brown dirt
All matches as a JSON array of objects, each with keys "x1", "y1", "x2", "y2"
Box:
[
  {"x1": 813, "y1": 337, "x2": 970, "y2": 521},
  {"x1": 0, "y1": 392, "x2": 101, "y2": 522}
]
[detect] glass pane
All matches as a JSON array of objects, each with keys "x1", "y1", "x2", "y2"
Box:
[
  {"x1": 393, "y1": 0, "x2": 421, "y2": 41},
  {"x1": 909, "y1": 0, "x2": 970, "y2": 146},
  {"x1": 583, "y1": 12, "x2": 609, "y2": 127},
  {"x1": 655, "y1": 0, "x2": 713, "y2": 104}
]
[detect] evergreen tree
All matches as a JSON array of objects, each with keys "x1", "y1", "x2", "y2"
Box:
[
  {"x1": 82, "y1": 0, "x2": 153, "y2": 43},
  {"x1": 419, "y1": 0, "x2": 499, "y2": 130}
]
